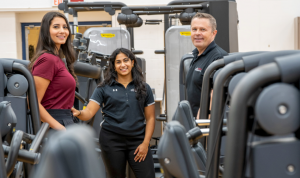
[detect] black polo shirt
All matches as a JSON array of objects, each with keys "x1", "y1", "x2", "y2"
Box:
[
  {"x1": 90, "y1": 80, "x2": 155, "y2": 136},
  {"x1": 186, "y1": 41, "x2": 228, "y2": 117}
]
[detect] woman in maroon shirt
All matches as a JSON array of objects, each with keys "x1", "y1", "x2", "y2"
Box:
[{"x1": 28, "y1": 12, "x2": 77, "y2": 130}]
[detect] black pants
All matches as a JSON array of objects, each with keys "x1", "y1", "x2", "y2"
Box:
[
  {"x1": 46, "y1": 109, "x2": 75, "y2": 127},
  {"x1": 99, "y1": 128, "x2": 155, "y2": 178}
]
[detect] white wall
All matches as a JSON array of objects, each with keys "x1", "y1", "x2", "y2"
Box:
[
  {"x1": 0, "y1": 12, "x2": 18, "y2": 58},
  {"x1": 1, "y1": 0, "x2": 53, "y2": 9},
  {"x1": 133, "y1": 15, "x2": 165, "y2": 99},
  {"x1": 236, "y1": 0, "x2": 300, "y2": 51},
  {"x1": 112, "y1": 11, "x2": 165, "y2": 98},
  {"x1": 83, "y1": 0, "x2": 171, "y2": 5}
]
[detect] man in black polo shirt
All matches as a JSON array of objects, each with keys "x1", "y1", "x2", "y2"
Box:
[{"x1": 186, "y1": 13, "x2": 228, "y2": 119}]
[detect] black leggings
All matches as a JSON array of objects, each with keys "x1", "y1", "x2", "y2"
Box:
[
  {"x1": 46, "y1": 109, "x2": 75, "y2": 127},
  {"x1": 99, "y1": 128, "x2": 155, "y2": 178}
]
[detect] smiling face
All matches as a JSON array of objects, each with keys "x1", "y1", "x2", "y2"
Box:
[
  {"x1": 191, "y1": 18, "x2": 217, "y2": 54},
  {"x1": 114, "y1": 52, "x2": 134, "y2": 78},
  {"x1": 49, "y1": 17, "x2": 69, "y2": 51}
]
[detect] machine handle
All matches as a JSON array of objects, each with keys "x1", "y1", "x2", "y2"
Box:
[
  {"x1": 155, "y1": 50, "x2": 165, "y2": 54},
  {"x1": 75, "y1": 91, "x2": 88, "y2": 105},
  {"x1": 132, "y1": 50, "x2": 143, "y2": 55},
  {"x1": 29, "y1": 123, "x2": 49, "y2": 153},
  {"x1": 156, "y1": 114, "x2": 167, "y2": 122},
  {"x1": 3, "y1": 145, "x2": 40, "y2": 165},
  {"x1": 6, "y1": 131, "x2": 23, "y2": 176}
]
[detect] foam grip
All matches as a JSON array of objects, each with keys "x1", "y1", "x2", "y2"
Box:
[
  {"x1": 7, "y1": 74, "x2": 28, "y2": 96},
  {"x1": 186, "y1": 127, "x2": 203, "y2": 145},
  {"x1": 255, "y1": 83, "x2": 300, "y2": 135}
]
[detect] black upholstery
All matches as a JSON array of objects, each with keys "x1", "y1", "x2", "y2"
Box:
[
  {"x1": 157, "y1": 121, "x2": 199, "y2": 178},
  {"x1": 172, "y1": 100, "x2": 207, "y2": 174},
  {"x1": 31, "y1": 125, "x2": 106, "y2": 178},
  {"x1": 172, "y1": 101, "x2": 196, "y2": 130}
]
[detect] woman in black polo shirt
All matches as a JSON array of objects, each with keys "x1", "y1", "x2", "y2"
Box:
[{"x1": 72, "y1": 48, "x2": 155, "y2": 178}]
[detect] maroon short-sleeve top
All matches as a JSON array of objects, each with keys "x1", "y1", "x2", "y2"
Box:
[{"x1": 32, "y1": 53, "x2": 76, "y2": 109}]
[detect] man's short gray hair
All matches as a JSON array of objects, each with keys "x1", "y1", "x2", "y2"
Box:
[{"x1": 191, "y1": 13, "x2": 217, "y2": 32}]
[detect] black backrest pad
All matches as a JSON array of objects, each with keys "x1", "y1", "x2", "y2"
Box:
[
  {"x1": 172, "y1": 100, "x2": 196, "y2": 131},
  {"x1": 157, "y1": 121, "x2": 199, "y2": 178}
]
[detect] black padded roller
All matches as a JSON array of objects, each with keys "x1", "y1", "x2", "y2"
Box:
[
  {"x1": 255, "y1": 83, "x2": 300, "y2": 135},
  {"x1": 117, "y1": 13, "x2": 138, "y2": 24},
  {"x1": 7, "y1": 74, "x2": 28, "y2": 96}
]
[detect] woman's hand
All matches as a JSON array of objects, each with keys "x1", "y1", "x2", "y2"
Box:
[
  {"x1": 52, "y1": 124, "x2": 66, "y2": 131},
  {"x1": 134, "y1": 142, "x2": 149, "y2": 162},
  {"x1": 71, "y1": 107, "x2": 80, "y2": 117}
]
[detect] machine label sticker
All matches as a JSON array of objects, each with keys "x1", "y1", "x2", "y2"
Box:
[
  {"x1": 180, "y1": 31, "x2": 191, "y2": 36},
  {"x1": 101, "y1": 33, "x2": 116, "y2": 38},
  {"x1": 195, "y1": 67, "x2": 202, "y2": 72}
]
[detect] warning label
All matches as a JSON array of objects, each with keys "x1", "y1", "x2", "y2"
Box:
[
  {"x1": 180, "y1": 31, "x2": 191, "y2": 36},
  {"x1": 101, "y1": 33, "x2": 116, "y2": 38}
]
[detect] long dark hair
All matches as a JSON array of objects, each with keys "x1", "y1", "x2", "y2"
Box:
[
  {"x1": 99, "y1": 48, "x2": 146, "y2": 101},
  {"x1": 28, "y1": 11, "x2": 77, "y2": 82}
]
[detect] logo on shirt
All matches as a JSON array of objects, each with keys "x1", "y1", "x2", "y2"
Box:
[
  {"x1": 113, "y1": 89, "x2": 118, "y2": 92},
  {"x1": 195, "y1": 67, "x2": 202, "y2": 72},
  {"x1": 131, "y1": 89, "x2": 137, "y2": 92}
]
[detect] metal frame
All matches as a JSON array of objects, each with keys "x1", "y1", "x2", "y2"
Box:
[
  {"x1": 199, "y1": 59, "x2": 225, "y2": 119},
  {"x1": 205, "y1": 50, "x2": 300, "y2": 177},
  {"x1": 224, "y1": 63, "x2": 281, "y2": 178},
  {"x1": 0, "y1": 81, "x2": 7, "y2": 178},
  {"x1": 199, "y1": 51, "x2": 267, "y2": 120},
  {"x1": 206, "y1": 60, "x2": 245, "y2": 178}
]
